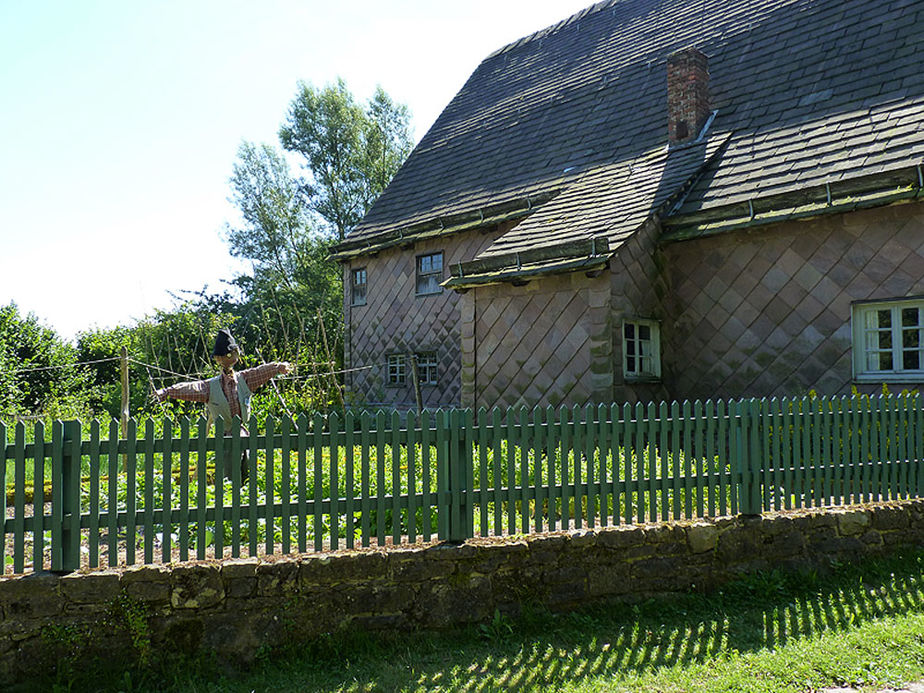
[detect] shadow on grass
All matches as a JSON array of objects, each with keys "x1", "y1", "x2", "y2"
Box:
[{"x1": 273, "y1": 550, "x2": 924, "y2": 692}]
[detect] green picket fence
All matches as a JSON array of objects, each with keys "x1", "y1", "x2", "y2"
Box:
[{"x1": 2, "y1": 394, "x2": 922, "y2": 575}]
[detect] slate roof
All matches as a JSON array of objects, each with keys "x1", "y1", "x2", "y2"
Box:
[{"x1": 334, "y1": 0, "x2": 924, "y2": 270}]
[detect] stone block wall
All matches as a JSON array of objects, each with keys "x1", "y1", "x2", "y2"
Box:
[{"x1": 1, "y1": 500, "x2": 922, "y2": 684}]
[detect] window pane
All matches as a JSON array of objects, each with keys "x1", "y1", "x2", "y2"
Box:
[
  {"x1": 432, "y1": 253, "x2": 442, "y2": 271},
  {"x1": 903, "y1": 328, "x2": 920, "y2": 349},
  {"x1": 901, "y1": 308, "x2": 920, "y2": 327},
  {"x1": 878, "y1": 352, "x2": 893, "y2": 370},
  {"x1": 624, "y1": 323, "x2": 635, "y2": 339},
  {"x1": 626, "y1": 355, "x2": 635, "y2": 372},
  {"x1": 878, "y1": 331, "x2": 892, "y2": 349},
  {"x1": 877, "y1": 309, "x2": 891, "y2": 328},
  {"x1": 903, "y1": 351, "x2": 920, "y2": 370},
  {"x1": 639, "y1": 325, "x2": 650, "y2": 340}
]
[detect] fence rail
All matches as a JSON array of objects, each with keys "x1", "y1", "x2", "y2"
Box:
[{"x1": 2, "y1": 394, "x2": 922, "y2": 574}]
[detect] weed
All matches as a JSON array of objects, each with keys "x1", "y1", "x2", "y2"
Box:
[{"x1": 479, "y1": 608, "x2": 515, "y2": 643}]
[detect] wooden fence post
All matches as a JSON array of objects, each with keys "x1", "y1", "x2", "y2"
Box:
[
  {"x1": 58, "y1": 420, "x2": 82, "y2": 573},
  {"x1": 736, "y1": 399, "x2": 762, "y2": 516},
  {"x1": 439, "y1": 409, "x2": 471, "y2": 543}
]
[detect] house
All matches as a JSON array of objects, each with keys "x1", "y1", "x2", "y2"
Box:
[{"x1": 331, "y1": 0, "x2": 924, "y2": 410}]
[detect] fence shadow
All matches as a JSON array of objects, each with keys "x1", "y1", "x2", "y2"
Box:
[{"x1": 306, "y1": 551, "x2": 924, "y2": 692}]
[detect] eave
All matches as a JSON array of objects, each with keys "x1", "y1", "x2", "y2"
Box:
[
  {"x1": 662, "y1": 163, "x2": 924, "y2": 243},
  {"x1": 329, "y1": 191, "x2": 560, "y2": 261},
  {"x1": 444, "y1": 236, "x2": 611, "y2": 290}
]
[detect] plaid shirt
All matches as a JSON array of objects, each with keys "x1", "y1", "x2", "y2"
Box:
[{"x1": 156, "y1": 363, "x2": 286, "y2": 417}]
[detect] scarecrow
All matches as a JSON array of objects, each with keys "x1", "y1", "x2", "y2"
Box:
[{"x1": 155, "y1": 328, "x2": 289, "y2": 478}]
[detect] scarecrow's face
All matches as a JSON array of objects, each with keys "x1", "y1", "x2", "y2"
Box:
[{"x1": 214, "y1": 349, "x2": 240, "y2": 372}]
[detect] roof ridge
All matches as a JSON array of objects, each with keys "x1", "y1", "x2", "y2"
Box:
[{"x1": 484, "y1": 0, "x2": 621, "y2": 60}]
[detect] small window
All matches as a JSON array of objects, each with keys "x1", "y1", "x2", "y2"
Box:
[
  {"x1": 415, "y1": 352, "x2": 438, "y2": 385},
  {"x1": 623, "y1": 319, "x2": 661, "y2": 380},
  {"x1": 852, "y1": 298, "x2": 924, "y2": 380},
  {"x1": 416, "y1": 252, "x2": 443, "y2": 295},
  {"x1": 351, "y1": 268, "x2": 367, "y2": 306},
  {"x1": 386, "y1": 354, "x2": 406, "y2": 386}
]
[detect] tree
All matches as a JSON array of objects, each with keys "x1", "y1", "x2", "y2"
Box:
[
  {"x1": 0, "y1": 303, "x2": 89, "y2": 418},
  {"x1": 223, "y1": 141, "x2": 341, "y2": 353},
  {"x1": 278, "y1": 79, "x2": 413, "y2": 240}
]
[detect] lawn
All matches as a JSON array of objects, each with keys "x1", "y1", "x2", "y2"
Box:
[{"x1": 43, "y1": 548, "x2": 924, "y2": 692}]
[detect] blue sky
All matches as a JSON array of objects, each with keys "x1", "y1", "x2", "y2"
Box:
[{"x1": 0, "y1": 0, "x2": 593, "y2": 339}]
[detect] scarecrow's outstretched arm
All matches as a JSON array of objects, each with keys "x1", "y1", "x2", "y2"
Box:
[
  {"x1": 155, "y1": 379, "x2": 210, "y2": 403},
  {"x1": 240, "y1": 362, "x2": 291, "y2": 391}
]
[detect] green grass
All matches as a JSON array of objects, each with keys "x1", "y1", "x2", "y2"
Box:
[{"x1": 36, "y1": 549, "x2": 924, "y2": 693}]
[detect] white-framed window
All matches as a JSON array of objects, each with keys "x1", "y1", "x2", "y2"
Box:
[
  {"x1": 416, "y1": 252, "x2": 443, "y2": 295},
  {"x1": 415, "y1": 352, "x2": 438, "y2": 385},
  {"x1": 623, "y1": 318, "x2": 661, "y2": 380},
  {"x1": 351, "y1": 267, "x2": 367, "y2": 306},
  {"x1": 386, "y1": 353, "x2": 406, "y2": 386},
  {"x1": 852, "y1": 298, "x2": 924, "y2": 381}
]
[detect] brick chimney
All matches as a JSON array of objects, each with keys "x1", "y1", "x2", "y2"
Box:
[{"x1": 667, "y1": 48, "x2": 710, "y2": 144}]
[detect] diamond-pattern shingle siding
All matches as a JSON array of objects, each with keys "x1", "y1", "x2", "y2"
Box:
[
  {"x1": 345, "y1": 228, "x2": 507, "y2": 408},
  {"x1": 663, "y1": 201, "x2": 924, "y2": 399},
  {"x1": 462, "y1": 272, "x2": 613, "y2": 409}
]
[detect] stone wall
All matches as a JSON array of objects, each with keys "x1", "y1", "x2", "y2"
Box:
[
  {"x1": 1, "y1": 501, "x2": 922, "y2": 684},
  {"x1": 662, "y1": 201, "x2": 924, "y2": 400}
]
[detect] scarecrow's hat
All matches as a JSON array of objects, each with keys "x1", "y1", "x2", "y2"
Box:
[{"x1": 212, "y1": 329, "x2": 239, "y2": 357}]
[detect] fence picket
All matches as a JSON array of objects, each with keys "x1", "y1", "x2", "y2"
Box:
[
  {"x1": 622, "y1": 403, "x2": 632, "y2": 524},
  {"x1": 214, "y1": 419, "x2": 226, "y2": 558},
  {"x1": 281, "y1": 416, "x2": 293, "y2": 554},
  {"x1": 89, "y1": 420, "x2": 101, "y2": 569},
  {"x1": 899, "y1": 396, "x2": 910, "y2": 499},
  {"x1": 705, "y1": 400, "x2": 716, "y2": 517},
  {"x1": 871, "y1": 398, "x2": 883, "y2": 502},
  {"x1": 178, "y1": 418, "x2": 190, "y2": 563},
  {"x1": 360, "y1": 411, "x2": 371, "y2": 547},
  {"x1": 420, "y1": 409, "x2": 432, "y2": 543},
  {"x1": 330, "y1": 413, "x2": 341, "y2": 551},
  {"x1": 161, "y1": 419, "x2": 173, "y2": 562},
  {"x1": 391, "y1": 410, "x2": 402, "y2": 545},
  {"x1": 315, "y1": 413, "x2": 327, "y2": 551},
  {"x1": 646, "y1": 401, "x2": 657, "y2": 523},
  {"x1": 546, "y1": 406, "x2": 559, "y2": 532},
  {"x1": 195, "y1": 418, "x2": 207, "y2": 560},
  {"x1": 594, "y1": 404, "x2": 607, "y2": 527},
  {"x1": 229, "y1": 419, "x2": 241, "y2": 558},
  {"x1": 670, "y1": 401, "x2": 681, "y2": 520},
  {"x1": 34, "y1": 421, "x2": 47, "y2": 571},
  {"x1": 717, "y1": 400, "x2": 728, "y2": 515},
  {"x1": 13, "y1": 423, "x2": 25, "y2": 573},
  {"x1": 406, "y1": 410, "x2": 417, "y2": 544},
  {"x1": 248, "y1": 418, "x2": 260, "y2": 557},
  {"x1": 694, "y1": 399, "x2": 705, "y2": 518},
  {"x1": 520, "y1": 407, "x2": 532, "y2": 534},
  {"x1": 345, "y1": 412, "x2": 356, "y2": 549}
]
